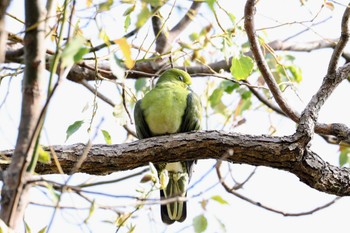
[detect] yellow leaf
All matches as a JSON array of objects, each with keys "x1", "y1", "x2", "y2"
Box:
[
  {"x1": 324, "y1": 1, "x2": 334, "y2": 10},
  {"x1": 99, "y1": 29, "x2": 111, "y2": 47},
  {"x1": 38, "y1": 145, "x2": 51, "y2": 164},
  {"x1": 115, "y1": 212, "x2": 132, "y2": 227},
  {"x1": 86, "y1": 0, "x2": 93, "y2": 7},
  {"x1": 114, "y1": 37, "x2": 135, "y2": 69}
]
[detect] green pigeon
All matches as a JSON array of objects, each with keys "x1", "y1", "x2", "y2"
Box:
[{"x1": 134, "y1": 68, "x2": 202, "y2": 224}]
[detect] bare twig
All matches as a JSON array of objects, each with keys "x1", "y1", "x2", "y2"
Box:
[
  {"x1": 216, "y1": 160, "x2": 342, "y2": 217},
  {"x1": 244, "y1": 0, "x2": 350, "y2": 145},
  {"x1": 153, "y1": 1, "x2": 202, "y2": 54},
  {"x1": 244, "y1": 0, "x2": 300, "y2": 123},
  {"x1": 327, "y1": 3, "x2": 350, "y2": 74},
  {"x1": 0, "y1": 0, "x2": 11, "y2": 63}
]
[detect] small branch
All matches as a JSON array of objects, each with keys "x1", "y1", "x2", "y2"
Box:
[
  {"x1": 153, "y1": 1, "x2": 202, "y2": 54},
  {"x1": 327, "y1": 3, "x2": 350, "y2": 75},
  {"x1": 80, "y1": 79, "x2": 116, "y2": 107},
  {"x1": 5, "y1": 38, "x2": 345, "y2": 80},
  {"x1": 244, "y1": 1, "x2": 350, "y2": 145},
  {"x1": 244, "y1": 0, "x2": 300, "y2": 123},
  {"x1": 168, "y1": 2, "x2": 202, "y2": 40},
  {"x1": 151, "y1": 6, "x2": 168, "y2": 54},
  {"x1": 216, "y1": 160, "x2": 342, "y2": 217},
  {"x1": 244, "y1": 80, "x2": 286, "y2": 116},
  {"x1": 0, "y1": 0, "x2": 11, "y2": 63}
]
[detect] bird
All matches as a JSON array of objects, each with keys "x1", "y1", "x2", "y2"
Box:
[{"x1": 134, "y1": 68, "x2": 202, "y2": 224}]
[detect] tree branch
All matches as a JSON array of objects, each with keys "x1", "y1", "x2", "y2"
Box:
[
  {"x1": 0, "y1": 0, "x2": 11, "y2": 63},
  {"x1": 1, "y1": 130, "x2": 350, "y2": 196},
  {"x1": 327, "y1": 3, "x2": 350, "y2": 75},
  {"x1": 244, "y1": 0, "x2": 350, "y2": 145},
  {"x1": 0, "y1": 0, "x2": 46, "y2": 229},
  {"x1": 244, "y1": 0, "x2": 300, "y2": 123},
  {"x1": 152, "y1": 2, "x2": 202, "y2": 55}
]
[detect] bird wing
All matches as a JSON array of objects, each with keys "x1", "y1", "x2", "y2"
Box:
[
  {"x1": 178, "y1": 88, "x2": 202, "y2": 173},
  {"x1": 134, "y1": 100, "x2": 152, "y2": 139},
  {"x1": 180, "y1": 88, "x2": 202, "y2": 133}
]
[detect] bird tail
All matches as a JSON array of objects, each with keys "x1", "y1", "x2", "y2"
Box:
[{"x1": 160, "y1": 171, "x2": 189, "y2": 224}]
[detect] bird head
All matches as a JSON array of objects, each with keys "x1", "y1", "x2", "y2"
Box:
[{"x1": 156, "y1": 68, "x2": 192, "y2": 87}]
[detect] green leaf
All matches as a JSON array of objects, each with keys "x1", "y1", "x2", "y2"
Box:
[
  {"x1": 227, "y1": 12, "x2": 236, "y2": 24},
  {"x1": 241, "y1": 90, "x2": 252, "y2": 100},
  {"x1": 240, "y1": 98, "x2": 252, "y2": 113},
  {"x1": 101, "y1": 129, "x2": 112, "y2": 145},
  {"x1": 189, "y1": 32, "x2": 199, "y2": 41},
  {"x1": 339, "y1": 149, "x2": 350, "y2": 167},
  {"x1": 230, "y1": 54, "x2": 254, "y2": 80},
  {"x1": 209, "y1": 88, "x2": 223, "y2": 108},
  {"x1": 286, "y1": 65, "x2": 302, "y2": 83},
  {"x1": 0, "y1": 219, "x2": 10, "y2": 233},
  {"x1": 211, "y1": 195, "x2": 229, "y2": 205},
  {"x1": 206, "y1": 0, "x2": 215, "y2": 11},
  {"x1": 38, "y1": 145, "x2": 51, "y2": 164},
  {"x1": 193, "y1": 214, "x2": 208, "y2": 233},
  {"x1": 123, "y1": 4, "x2": 135, "y2": 16},
  {"x1": 99, "y1": 29, "x2": 111, "y2": 47},
  {"x1": 215, "y1": 216, "x2": 227, "y2": 232},
  {"x1": 37, "y1": 226, "x2": 48, "y2": 233},
  {"x1": 135, "y1": 78, "x2": 147, "y2": 92},
  {"x1": 115, "y1": 213, "x2": 132, "y2": 227},
  {"x1": 61, "y1": 36, "x2": 89, "y2": 68},
  {"x1": 65, "y1": 120, "x2": 84, "y2": 142},
  {"x1": 24, "y1": 221, "x2": 31, "y2": 233},
  {"x1": 136, "y1": 3, "x2": 151, "y2": 28},
  {"x1": 220, "y1": 80, "x2": 239, "y2": 94},
  {"x1": 142, "y1": 0, "x2": 165, "y2": 7},
  {"x1": 98, "y1": 0, "x2": 113, "y2": 11},
  {"x1": 84, "y1": 200, "x2": 96, "y2": 223},
  {"x1": 124, "y1": 15, "x2": 131, "y2": 32},
  {"x1": 127, "y1": 224, "x2": 136, "y2": 233}
]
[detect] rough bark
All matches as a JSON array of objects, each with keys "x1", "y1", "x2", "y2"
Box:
[
  {"x1": 0, "y1": 0, "x2": 11, "y2": 63},
  {"x1": 0, "y1": 0, "x2": 46, "y2": 229},
  {"x1": 1, "y1": 130, "x2": 349, "y2": 196}
]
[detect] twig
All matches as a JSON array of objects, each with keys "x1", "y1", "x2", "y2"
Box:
[
  {"x1": 244, "y1": 0, "x2": 300, "y2": 123},
  {"x1": 327, "y1": 3, "x2": 350, "y2": 75},
  {"x1": 216, "y1": 160, "x2": 342, "y2": 217}
]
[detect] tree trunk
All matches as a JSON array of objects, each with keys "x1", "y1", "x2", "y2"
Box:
[{"x1": 0, "y1": 0, "x2": 46, "y2": 230}]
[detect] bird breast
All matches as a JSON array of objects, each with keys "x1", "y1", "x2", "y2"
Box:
[{"x1": 143, "y1": 87, "x2": 188, "y2": 135}]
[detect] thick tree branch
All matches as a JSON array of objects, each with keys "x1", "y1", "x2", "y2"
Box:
[
  {"x1": 1, "y1": 130, "x2": 350, "y2": 196},
  {"x1": 297, "y1": 63, "x2": 350, "y2": 145}
]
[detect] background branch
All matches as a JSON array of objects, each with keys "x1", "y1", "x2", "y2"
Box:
[{"x1": 0, "y1": 0, "x2": 11, "y2": 63}]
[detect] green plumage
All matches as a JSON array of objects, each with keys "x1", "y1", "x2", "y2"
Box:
[{"x1": 134, "y1": 68, "x2": 202, "y2": 224}]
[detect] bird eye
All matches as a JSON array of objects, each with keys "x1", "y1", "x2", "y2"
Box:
[{"x1": 178, "y1": 75, "x2": 184, "y2": 82}]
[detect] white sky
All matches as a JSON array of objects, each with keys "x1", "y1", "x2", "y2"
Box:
[{"x1": 1, "y1": 0, "x2": 350, "y2": 233}]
